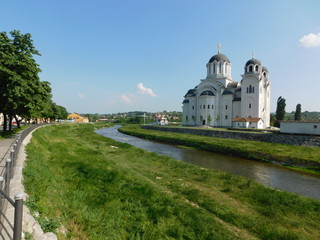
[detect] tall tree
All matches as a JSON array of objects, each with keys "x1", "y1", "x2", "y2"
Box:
[
  {"x1": 0, "y1": 30, "x2": 53, "y2": 129},
  {"x1": 275, "y1": 96, "x2": 286, "y2": 127},
  {"x1": 294, "y1": 104, "x2": 302, "y2": 121}
]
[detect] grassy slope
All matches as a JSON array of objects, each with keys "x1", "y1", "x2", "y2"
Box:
[
  {"x1": 119, "y1": 125, "x2": 320, "y2": 174},
  {"x1": 23, "y1": 124, "x2": 320, "y2": 240}
]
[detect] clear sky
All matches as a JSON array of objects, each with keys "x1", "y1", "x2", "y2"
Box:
[{"x1": 1, "y1": 0, "x2": 320, "y2": 114}]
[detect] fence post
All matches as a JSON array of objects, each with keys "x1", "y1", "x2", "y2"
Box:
[
  {"x1": 0, "y1": 176, "x2": 3, "y2": 210},
  {"x1": 13, "y1": 193, "x2": 24, "y2": 240},
  {"x1": 6, "y1": 159, "x2": 11, "y2": 188},
  {"x1": 11, "y1": 149, "x2": 15, "y2": 163},
  {"x1": 0, "y1": 176, "x2": 3, "y2": 191}
]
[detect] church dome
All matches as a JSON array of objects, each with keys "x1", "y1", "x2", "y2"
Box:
[
  {"x1": 245, "y1": 58, "x2": 261, "y2": 67},
  {"x1": 262, "y1": 66, "x2": 268, "y2": 72},
  {"x1": 208, "y1": 53, "x2": 230, "y2": 63}
]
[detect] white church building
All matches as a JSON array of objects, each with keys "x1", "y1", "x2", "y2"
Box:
[{"x1": 182, "y1": 45, "x2": 271, "y2": 129}]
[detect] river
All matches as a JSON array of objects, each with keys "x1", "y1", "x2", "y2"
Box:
[{"x1": 95, "y1": 126, "x2": 320, "y2": 200}]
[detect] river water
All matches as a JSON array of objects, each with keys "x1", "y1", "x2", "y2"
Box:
[{"x1": 95, "y1": 126, "x2": 320, "y2": 200}]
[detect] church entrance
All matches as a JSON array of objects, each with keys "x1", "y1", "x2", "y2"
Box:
[{"x1": 202, "y1": 120, "x2": 206, "y2": 125}]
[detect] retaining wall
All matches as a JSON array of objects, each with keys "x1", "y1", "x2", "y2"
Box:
[{"x1": 141, "y1": 126, "x2": 320, "y2": 147}]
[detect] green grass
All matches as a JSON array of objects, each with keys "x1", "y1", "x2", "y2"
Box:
[
  {"x1": 0, "y1": 124, "x2": 29, "y2": 139},
  {"x1": 23, "y1": 124, "x2": 320, "y2": 239},
  {"x1": 119, "y1": 124, "x2": 320, "y2": 174}
]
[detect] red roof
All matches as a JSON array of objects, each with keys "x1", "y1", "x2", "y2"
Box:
[{"x1": 232, "y1": 117, "x2": 262, "y2": 123}]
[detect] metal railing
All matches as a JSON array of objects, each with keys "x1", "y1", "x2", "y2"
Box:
[{"x1": 0, "y1": 124, "x2": 43, "y2": 240}]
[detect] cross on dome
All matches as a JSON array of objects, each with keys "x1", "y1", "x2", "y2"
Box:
[{"x1": 217, "y1": 42, "x2": 221, "y2": 53}]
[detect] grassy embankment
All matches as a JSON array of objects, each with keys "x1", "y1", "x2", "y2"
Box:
[
  {"x1": 23, "y1": 124, "x2": 320, "y2": 240},
  {"x1": 119, "y1": 124, "x2": 320, "y2": 174}
]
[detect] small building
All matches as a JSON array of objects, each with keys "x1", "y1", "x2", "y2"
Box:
[
  {"x1": 154, "y1": 114, "x2": 168, "y2": 125},
  {"x1": 232, "y1": 117, "x2": 264, "y2": 129},
  {"x1": 280, "y1": 121, "x2": 320, "y2": 135},
  {"x1": 67, "y1": 113, "x2": 89, "y2": 123}
]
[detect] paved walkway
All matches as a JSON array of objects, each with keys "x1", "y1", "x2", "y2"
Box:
[
  {"x1": 0, "y1": 135, "x2": 16, "y2": 176},
  {"x1": 0, "y1": 129, "x2": 57, "y2": 240}
]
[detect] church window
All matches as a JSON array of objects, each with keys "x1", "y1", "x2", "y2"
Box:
[
  {"x1": 249, "y1": 103, "x2": 252, "y2": 108},
  {"x1": 314, "y1": 125, "x2": 318, "y2": 129},
  {"x1": 192, "y1": 105, "x2": 194, "y2": 110},
  {"x1": 213, "y1": 64, "x2": 216, "y2": 73},
  {"x1": 225, "y1": 105, "x2": 228, "y2": 110},
  {"x1": 249, "y1": 85, "x2": 252, "y2": 93},
  {"x1": 208, "y1": 105, "x2": 210, "y2": 109},
  {"x1": 253, "y1": 86, "x2": 255, "y2": 93},
  {"x1": 249, "y1": 65, "x2": 253, "y2": 72},
  {"x1": 255, "y1": 65, "x2": 258, "y2": 71},
  {"x1": 220, "y1": 62, "x2": 222, "y2": 73},
  {"x1": 225, "y1": 115, "x2": 228, "y2": 120}
]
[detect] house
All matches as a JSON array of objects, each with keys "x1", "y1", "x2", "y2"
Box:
[
  {"x1": 232, "y1": 117, "x2": 264, "y2": 129},
  {"x1": 67, "y1": 113, "x2": 89, "y2": 123}
]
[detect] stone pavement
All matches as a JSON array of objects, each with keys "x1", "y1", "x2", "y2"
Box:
[{"x1": 1, "y1": 129, "x2": 57, "y2": 240}]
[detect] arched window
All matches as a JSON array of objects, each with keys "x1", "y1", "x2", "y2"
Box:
[
  {"x1": 249, "y1": 65, "x2": 253, "y2": 72},
  {"x1": 249, "y1": 85, "x2": 252, "y2": 93},
  {"x1": 213, "y1": 63, "x2": 216, "y2": 73},
  {"x1": 208, "y1": 105, "x2": 210, "y2": 109},
  {"x1": 249, "y1": 103, "x2": 252, "y2": 109},
  {"x1": 255, "y1": 65, "x2": 258, "y2": 71},
  {"x1": 253, "y1": 86, "x2": 255, "y2": 93}
]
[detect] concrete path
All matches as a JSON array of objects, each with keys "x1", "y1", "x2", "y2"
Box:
[{"x1": 0, "y1": 129, "x2": 57, "y2": 240}]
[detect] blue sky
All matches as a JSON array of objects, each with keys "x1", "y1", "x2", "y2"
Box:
[{"x1": 1, "y1": 0, "x2": 320, "y2": 114}]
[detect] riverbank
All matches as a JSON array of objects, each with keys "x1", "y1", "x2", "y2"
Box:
[
  {"x1": 119, "y1": 124, "x2": 320, "y2": 175},
  {"x1": 23, "y1": 124, "x2": 320, "y2": 239}
]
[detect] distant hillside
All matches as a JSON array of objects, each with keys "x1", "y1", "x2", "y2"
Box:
[{"x1": 286, "y1": 111, "x2": 320, "y2": 121}]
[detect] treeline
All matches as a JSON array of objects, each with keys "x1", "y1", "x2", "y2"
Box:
[
  {"x1": 0, "y1": 30, "x2": 67, "y2": 131},
  {"x1": 271, "y1": 96, "x2": 320, "y2": 126}
]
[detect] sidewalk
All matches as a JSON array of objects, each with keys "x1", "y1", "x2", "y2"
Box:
[
  {"x1": 0, "y1": 135, "x2": 16, "y2": 176},
  {"x1": 0, "y1": 129, "x2": 57, "y2": 240}
]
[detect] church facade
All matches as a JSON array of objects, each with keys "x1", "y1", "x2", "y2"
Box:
[{"x1": 182, "y1": 46, "x2": 270, "y2": 129}]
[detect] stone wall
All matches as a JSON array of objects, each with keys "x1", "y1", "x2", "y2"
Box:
[{"x1": 141, "y1": 126, "x2": 320, "y2": 147}]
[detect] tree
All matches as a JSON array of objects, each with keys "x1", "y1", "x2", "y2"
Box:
[
  {"x1": 207, "y1": 114, "x2": 212, "y2": 126},
  {"x1": 294, "y1": 104, "x2": 302, "y2": 121},
  {"x1": 200, "y1": 115, "x2": 203, "y2": 125},
  {"x1": 191, "y1": 115, "x2": 196, "y2": 125},
  {"x1": 0, "y1": 30, "x2": 45, "y2": 129},
  {"x1": 0, "y1": 30, "x2": 65, "y2": 130},
  {"x1": 275, "y1": 96, "x2": 286, "y2": 127}
]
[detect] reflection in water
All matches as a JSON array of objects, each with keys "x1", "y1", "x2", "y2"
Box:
[{"x1": 96, "y1": 126, "x2": 320, "y2": 200}]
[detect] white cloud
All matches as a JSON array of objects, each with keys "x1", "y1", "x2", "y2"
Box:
[
  {"x1": 120, "y1": 94, "x2": 135, "y2": 104},
  {"x1": 137, "y1": 83, "x2": 156, "y2": 97},
  {"x1": 77, "y1": 93, "x2": 87, "y2": 99},
  {"x1": 299, "y1": 32, "x2": 320, "y2": 48}
]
